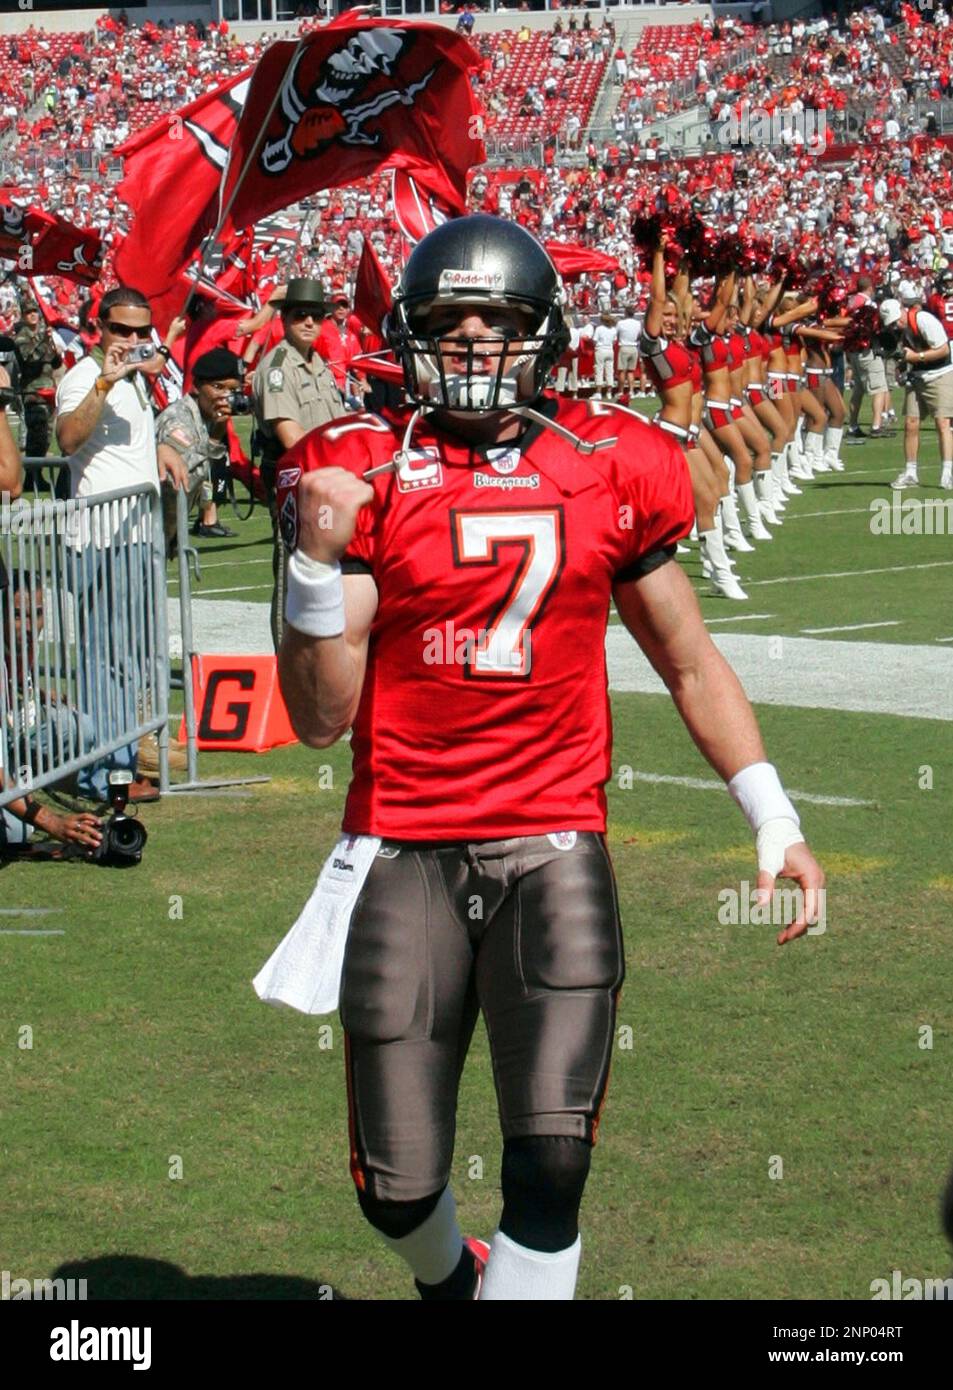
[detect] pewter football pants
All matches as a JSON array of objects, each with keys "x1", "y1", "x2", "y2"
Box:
[{"x1": 341, "y1": 832, "x2": 624, "y2": 1202}]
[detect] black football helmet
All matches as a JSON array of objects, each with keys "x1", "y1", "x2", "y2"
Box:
[{"x1": 387, "y1": 215, "x2": 570, "y2": 411}]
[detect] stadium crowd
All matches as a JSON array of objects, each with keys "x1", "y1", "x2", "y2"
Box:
[{"x1": 4, "y1": 0, "x2": 953, "y2": 821}]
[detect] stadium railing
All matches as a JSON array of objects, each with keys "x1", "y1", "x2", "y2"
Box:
[{"x1": 1, "y1": 464, "x2": 170, "y2": 810}]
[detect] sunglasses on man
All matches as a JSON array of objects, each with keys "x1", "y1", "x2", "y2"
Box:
[{"x1": 102, "y1": 320, "x2": 154, "y2": 339}]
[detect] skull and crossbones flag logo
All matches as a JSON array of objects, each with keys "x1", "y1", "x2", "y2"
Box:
[
  {"x1": 220, "y1": 18, "x2": 487, "y2": 235},
  {"x1": 0, "y1": 196, "x2": 103, "y2": 286}
]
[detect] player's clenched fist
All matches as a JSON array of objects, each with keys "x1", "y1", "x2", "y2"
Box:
[{"x1": 296, "y1": 467, "x2": 375, "y2": 566}]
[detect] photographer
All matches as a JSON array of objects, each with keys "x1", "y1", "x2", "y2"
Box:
[
  {"x1": 155, "y1": 348, "x2": 244, "y2": 551},
  {"x1": 0, "y1": 767, "x2": 103, "y2": 855},
  {"x1": 879, "y1": 296, "x2": 953, "y2": 491},
  {"x1": 1, "y1": 567, "x2": 102, "y2": 855},
  {"x1": 846, "y1": 276, "x2": 890, "y2": 438},
  {"x1": 55, "y1": 286, "x2": 167, "y2": 806}
]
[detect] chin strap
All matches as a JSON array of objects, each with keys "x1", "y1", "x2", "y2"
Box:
[
  {"x1": 361, "y1": 403, "x2": 618, "y2": 481},
  {"x1": 362, "y1": 406, "x2": 429, "y2": 479},
  {"x1": 507, "y1": 405, "x2": 618, "y2": 455}
]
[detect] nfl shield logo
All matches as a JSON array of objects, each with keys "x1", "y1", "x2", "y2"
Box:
[
  {"x1": 547, "y1": 832, "x2": 577, "y2": 851},
  {"x1": 488, "y1": 448, "x2": 521, "y2": 475}
]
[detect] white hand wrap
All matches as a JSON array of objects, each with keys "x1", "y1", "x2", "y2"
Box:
[
  {"x1": 285, "y1": 550, "x2": 345, "y2": 638},
  {"x1": 728, "y1": 762, "x2": 803, "y2": 875},
  {"x1": 756, "y1": 817, "x2": 806, "y2": 877}
]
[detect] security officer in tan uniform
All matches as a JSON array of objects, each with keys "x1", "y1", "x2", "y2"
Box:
[
  {"x1": 14, "y1": 297, "x2": 61, "y2": 488},
  {"x1": 253, "y1": 278, "x2": 346, "y2": 648}
]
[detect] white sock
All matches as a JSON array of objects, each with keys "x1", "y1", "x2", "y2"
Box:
[
  {"x1": 904, "y1": 461, "x2": 919, "y2": 477},
  {"x1": 479, "y1": 1231, "x2": 581, "y2": 1301},
  {"x1": 942, "y1": 463, "x2": 953, "y2": 480},
  {"x1": 377, "y1": 1188, "x2": 463, "y2": 1286}
]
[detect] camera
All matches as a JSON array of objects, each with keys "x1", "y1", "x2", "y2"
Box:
[
  {"x1": 89, "y1": 770, "x2": 148, "y2": 867},
  {"x1": 227, "y1": 390, "x2": 252, "y2": 415},
  {"x1": 876, "y1": 327, "x2": 907, "y2": 363},
  {"x1": 126, "y1": 343, "x2": 156, "y2": 365}
]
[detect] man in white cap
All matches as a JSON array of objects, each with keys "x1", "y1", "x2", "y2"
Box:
[{"x1": 879, "y1": 295, "x2": 953, "y2": 491}]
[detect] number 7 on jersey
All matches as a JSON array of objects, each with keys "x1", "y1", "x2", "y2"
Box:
[{"x1": 450, "y1": 508, "x2": 565, "y2": 679}]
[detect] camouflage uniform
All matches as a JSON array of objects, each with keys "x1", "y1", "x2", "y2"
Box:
[
  {"x1": 252, "y1": 340, "x2": 346, "y2": 648},
  {"x1": 155, "y1": 394, "x2": 227, "y2": 548},
  {"x1": 13, "y1": 317, "x2": 61, "y2": 459}
]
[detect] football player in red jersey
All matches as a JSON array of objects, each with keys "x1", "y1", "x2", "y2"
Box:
[
  {"x1": 925, "y1": 268, "x2": 953, "y2": 347},
  {"x1": 269, "y1": 216, "x2": 825, "y2": 1301}
]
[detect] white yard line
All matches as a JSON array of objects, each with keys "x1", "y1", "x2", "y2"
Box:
[
  {"x1": 703, "y1": 613, "x2": 775, "y2": 624},
  {"x1": 801, "y1": 621, "x2": 902, "y2": 635},
  {"x1": 178, "y1": 557, "x2": 272, "y2": 570},
  {"x1": 167, "y1": 600, "x2": 953, "y2": 720},
  {"x1": 606, "y1": 628, "x2": 953, "y2": 721},
  {"x1": 0, "y1": 907, "x2": 62, "y2": 916},
  {"x1": 0, "y1": 930, "x2": 66, "y2": 936},
  {"x1": 167, "y1": 584, "x2": 272, "y2": 597},
  {"x1": 626, "y1": 771, "x2": 877, "y2": 808},
  {"x1": 745, "y1": 560, "x2": 953, "y2": 587},
  {"x1": 783, "y1": 506, "x2": 876, "y2": 520}
]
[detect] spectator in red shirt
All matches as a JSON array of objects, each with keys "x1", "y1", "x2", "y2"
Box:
[{"x1": 315, "y1": 293, "x2": 366, "y2": 403}]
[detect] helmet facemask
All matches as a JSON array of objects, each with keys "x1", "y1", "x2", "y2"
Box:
[
  {"x1": 388, "y1": 275, "x2": 569, "y2": 414},
  {"x1": 396, "y1": 311, "x2": 554, "y2": 412}
]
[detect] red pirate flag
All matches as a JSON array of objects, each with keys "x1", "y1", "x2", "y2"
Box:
[
  {"x1": 0, "y1": 196, "x2": 103, "y2": 286},
  {"x1": 544, "y1": 243, "x2": 620, "y2": 283},
  {"x1": 220, "y1": 18, "x2": 486, "y2": 233},
  {"x1": 113, "y1": 67, "x2": 253, "y2": 330},
  {"x1": 391, "y1": 168, "x2": 453, "y2": 245},
  {"x1": 353, "y1": 234, "x2": 394, "y2": 336}
]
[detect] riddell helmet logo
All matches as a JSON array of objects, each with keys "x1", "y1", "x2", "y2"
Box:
[{"x1": 438, "y1": 269, "x2": 506, "y2": 294}]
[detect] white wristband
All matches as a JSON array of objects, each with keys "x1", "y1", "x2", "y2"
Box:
[
  {"x1": 285, "y1": 550, "x2": 345, "y2": 638},
  {"x1": 727, "y1": 761, "x2": 800, "y2": 834}
]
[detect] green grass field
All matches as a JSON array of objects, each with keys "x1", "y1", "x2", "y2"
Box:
[{"x1": 3, "y1": 399, "x2": 952, "y2": 1301}]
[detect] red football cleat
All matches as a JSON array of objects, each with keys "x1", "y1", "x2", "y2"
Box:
[{"x1": 464, "y1": 1236, "x2": 490, "y2": 1299}]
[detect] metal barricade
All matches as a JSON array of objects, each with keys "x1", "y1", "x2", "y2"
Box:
[
  {"x1": 2, "y1": 461, "x2": 272, "y2": 813},
  {"x1": 160, "y1": 482, "x2": 269, "y2": 799},
  {"x1": 1, "y1": 472, "x2": 169, "y2": 810}
]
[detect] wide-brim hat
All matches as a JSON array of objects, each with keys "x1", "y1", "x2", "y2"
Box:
[{"x1": 283, "y1": 278, "x2": 326, "y2": 313}]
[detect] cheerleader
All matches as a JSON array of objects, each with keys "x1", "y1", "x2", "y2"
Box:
[
  {"x1": 690, "y1": 268, "x2": 775, "y2": 542},
  {"x1": 741, "y1": 276, "x2": 800, "y2": 502},
  {"x1": 801, "y1": 305, "x2": 849, "y2": 473},
  {"x1": 641, "y1": 237, "x2": 747, "y2": 600}
]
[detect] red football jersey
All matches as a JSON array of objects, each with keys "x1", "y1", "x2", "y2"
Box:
[
  {"x1": 926, "y1": 293, "x2": 953, "y2": 341},
  {"x1": 277, "y1": 397, "x2": 694, "y2": 840}
]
